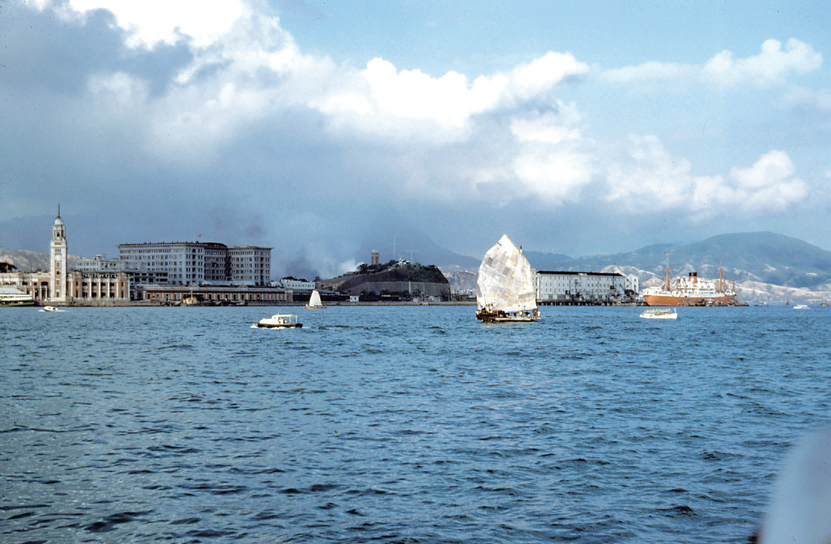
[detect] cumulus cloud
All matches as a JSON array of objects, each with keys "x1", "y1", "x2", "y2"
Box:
[
  {"x1": 318, "y1": 51, "x2": 588, "y2": 143},
  {"x1": 605, "y1": 137, "x2": 806, "y2": 217},
  {"x1": 10, "y1": 1, "x2": 822, "y2": 266},
  {"x1": 606, "y1": 38, "x2": 822, "y2": 88},
  {"x1": 704, "y1": 38, "x2": 822, "y2": 87},
  {"x1": 46, "y1": 0, "x2": 249, "y2": 49}
]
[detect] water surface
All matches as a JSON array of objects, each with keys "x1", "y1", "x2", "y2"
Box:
[{"x1": 2, "y1": 305, "x2": 829, "y2": 542}]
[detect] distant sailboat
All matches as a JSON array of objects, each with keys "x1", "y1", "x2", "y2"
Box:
[
  {"x1": 306, "y1": 289, "x2": 327, "y2": 309},
  {"x1": 475, "y1": 234, "x2": 540, "y2": 323}
]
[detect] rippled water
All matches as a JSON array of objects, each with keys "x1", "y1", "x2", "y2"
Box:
[{"x1": 2, "y1": 305, "x2": 829, "y2": 543}]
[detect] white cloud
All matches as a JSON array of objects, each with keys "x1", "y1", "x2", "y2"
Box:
[
  {"x1": 604, "y1": 137, "x2": 806, "y2": 217},
  {"x1": 47, "y1": 0, "x2": 249, "y2": 49},
  {"x1": 318, "y1": 51, "x2": 588, "y2": 142},
  {"x1": 510, "y1": 105, "x2": 582, "y2": 145},
  {"x1": 727, "y1": 150, "x2": 807, "y2": 212},
  {"x1": 604, "y1": 61, "x2": 693, "y2": 84},
  {"x1": 605, "y1": 38, "x2": 822, "y2": 88},
  {"x1": 88, "y1": 72, "x2": 149, "y2": 107},
  {"x1": 703, "y1": 38, "x2": 822, "y2": 87},
  {"x1": 605, "y1": 135, "x2": 695, "y2": 210},
  {"x1": 512, "y1": 149, "x2": 593, "y2": 204}
]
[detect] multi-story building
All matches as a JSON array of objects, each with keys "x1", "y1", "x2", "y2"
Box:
[
  {"x1": 117, "y1": 242, "x2": 271, "y2": 286},
  {"x1": 76, "y1": 254, "x2": 127, "y2": 273},
  {"x1": 228, "y1": 246, "x2": 271, "y2": 286},
  {"x1": 536, "y1": 270, "x2": 638, "y2": 304}
]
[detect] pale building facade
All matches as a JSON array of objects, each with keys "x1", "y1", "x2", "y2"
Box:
[
  {"x1": 0, "y1": 272, "x2": 50, "y2": 301},
  {"x1": 118, "y1": 242, "x2": 271, "y2": 286},
  {"x1": 536, "y1": 270, "x2": 638, "y2": 304},
  {"x1": 274, "y1": 278, "x2": 316, "y2": 290}
]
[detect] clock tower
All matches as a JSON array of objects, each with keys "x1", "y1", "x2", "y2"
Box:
[{"x1": 49, "y1": 205, "x2": 68, "y2": 303}]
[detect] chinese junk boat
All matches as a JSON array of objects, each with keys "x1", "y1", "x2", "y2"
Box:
[
  {"x1": 641, "y1": 253, "x2": 738, "y2": 307},
  {"x1": 475, "y1": 234, "x2": 540, "y2": 323}
]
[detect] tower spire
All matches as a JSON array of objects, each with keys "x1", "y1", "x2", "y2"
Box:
[{"x1": 58, "y1": 203, "x2": 61, "y2": 218}]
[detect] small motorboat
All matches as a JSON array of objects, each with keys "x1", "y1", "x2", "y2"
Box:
[
  {"x1": 254, "y1": 314, "x2": 302, "y2": 328},
  {"x1": 793, "y1": 304, "x2": 810, "y2": 310},
  {"x1": 42, "y1": 306, "x2": 59, "y2": 312},
  {"x1": 640, "y1": 308, "x2": 678, "y2": 320}
]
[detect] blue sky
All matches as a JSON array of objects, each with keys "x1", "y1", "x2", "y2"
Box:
[{"x1": 2, "y1": 0, "x2": 830, "y2": 277}]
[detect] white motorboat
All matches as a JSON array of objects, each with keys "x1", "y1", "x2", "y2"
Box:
[
  {"x1": 640, "y1": 308, "x2": 678, "y2": 319},
  {"x1": 793, "y1": 304, "x2": 810, "y2": 310},
  {"x1": 254, "y1": 314, "x2": 302, "y2": 328}
]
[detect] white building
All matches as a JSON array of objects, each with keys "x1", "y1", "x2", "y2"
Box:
[
  {"x1": 274, "y1": 277, "x2": 316, "y2": 290},
  {"x1": 536, "y1": 270, "x2": 638, "y2": 304},
  {"x1": 117, "y1": 242, "x2": 271, "y2": 286},
  {"x1": 228, "y1": 246, "x2": 271, "y2": 286},
  {"x1": 76, "y1": 254, "x2": 127, "y2": 273}
]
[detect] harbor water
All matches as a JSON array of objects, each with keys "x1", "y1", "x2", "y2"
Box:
[{"x1": 2, "y1": 305, "x2": 829, "y2": 543}]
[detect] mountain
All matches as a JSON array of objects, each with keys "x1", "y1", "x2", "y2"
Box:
[
  {"x1": 0, "y1": 249, "x2": 80, "y2": 272},
  {"x1": 523, "y1": 232, "x2": 831, "y2": 302}
]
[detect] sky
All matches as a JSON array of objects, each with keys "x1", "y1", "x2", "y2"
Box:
[{"x1": 2, "y1": 0, "x2": 831, "y2": 278}]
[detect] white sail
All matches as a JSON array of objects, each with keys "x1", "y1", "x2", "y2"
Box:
[
  {"x1": 307, "y1": 289, "x2": 325, "y2": 308},
  {"x1": 476, "y1": 234, "x2": 537, "y2": 314}
]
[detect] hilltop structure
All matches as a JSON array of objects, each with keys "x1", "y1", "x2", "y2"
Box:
[{"x1": 318, "y1": 252, "x2": 451, "y2": 301}]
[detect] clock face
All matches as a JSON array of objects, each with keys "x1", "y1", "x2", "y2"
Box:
[{"x1": 55, "y1": 255, "x2": 62, "y2": 261}]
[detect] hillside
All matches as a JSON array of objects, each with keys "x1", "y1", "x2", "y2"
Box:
[
  {"x1": 0, "y1": 249, "x2": 80, "y2": 272},
  {"x1": 319, "y1": 261, "x2": 450, "y2": 299},
  {"x1": 522, "y1": 232, "x2": 831, "y2": 303}
]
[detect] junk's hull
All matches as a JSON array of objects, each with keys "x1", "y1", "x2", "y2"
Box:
[{"x1": 476, "y1": 308, "x2": 540, "y2": 323}]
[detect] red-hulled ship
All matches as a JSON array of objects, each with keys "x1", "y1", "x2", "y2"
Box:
[{"x1": 641, "y1": 253, "x2": 738, "y2": 307}]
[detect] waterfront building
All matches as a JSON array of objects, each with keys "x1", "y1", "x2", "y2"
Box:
[
  {"x1": 536, "y1": 270, "x2": 639, "y2": 304},
  {"x1": 139, "y1": 284, "x2": 291, "y2": 305},
  {"x1": 2, "y1": 210, "x2": 130, "y2": 304},
  {"x1": 274, "y1": 277, "x2": 316, "y2": 290},
  {"x1": 0, "y1": 271, "x2": 50, "y2": 302},
  {"x1": 117, "y1": 242, "x2": 271, "y2": 286},
  {"x1": 68, "y1": 272, "x2": 130, "y2": 302},
  {"x1": 228, "y1": 246, "x2": 271, "y2": 286}
]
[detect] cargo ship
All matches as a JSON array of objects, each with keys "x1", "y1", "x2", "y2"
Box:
[{"x1": 641, "y1": 253, "x2": 738, "y2": 307}]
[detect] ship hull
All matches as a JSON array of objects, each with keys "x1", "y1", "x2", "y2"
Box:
[{"x1": 643, "y1": 294, "x2": 736, "y2": 307}]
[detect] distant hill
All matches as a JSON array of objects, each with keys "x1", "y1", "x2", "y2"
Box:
[
  {"x1": 525, "y1": 232, "x2": 831, "y2": 287},
  {"x1": 0, "y1": 249, "x2": 80, "y2": 272},
  {"x1": 522, "y1": 232, "x2": 831, "y2": 302},
  {"x1": 318, "y1": 261, "x2": 450, "y2": 299}
]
